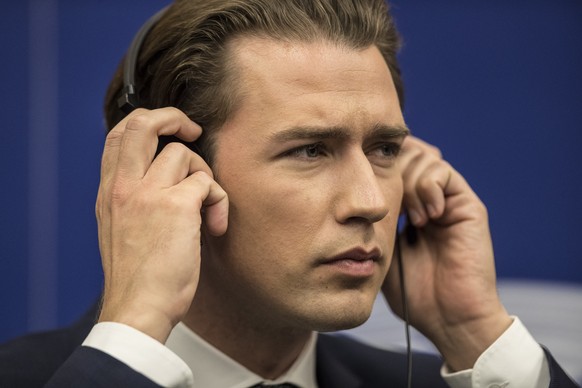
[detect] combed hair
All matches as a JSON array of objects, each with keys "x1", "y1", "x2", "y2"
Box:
[{"x1": 104, "y1": 0, "x2": 403, "y2": 164}]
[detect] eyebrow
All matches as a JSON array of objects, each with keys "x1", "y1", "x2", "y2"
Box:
[{"x1": 270, "y1": 123, "x2": 410, "y2": 142}]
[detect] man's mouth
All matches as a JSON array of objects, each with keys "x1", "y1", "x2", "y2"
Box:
[{"x1": 317, "y1": 247, "x2": 382, "y2": 278}]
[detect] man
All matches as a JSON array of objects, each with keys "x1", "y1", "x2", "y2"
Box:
[{"x1": 0, "y1": 0, "x2": 577, "y2": 387}]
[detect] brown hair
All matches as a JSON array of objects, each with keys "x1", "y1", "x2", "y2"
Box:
[{"x1": 104, "y1": 0, "x2": 403, "y2": 164}]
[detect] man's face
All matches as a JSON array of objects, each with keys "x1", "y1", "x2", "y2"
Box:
[{"x1": 202, "y1": 37, "x2": 406, "y2": 332}]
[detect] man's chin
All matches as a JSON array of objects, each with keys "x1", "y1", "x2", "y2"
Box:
[
  {"x1": 311, "y1": 313, "x2": 371, "y2": 333},
  {"x1": 303, "y1": 302, "x2": 374, "y2": 333},
  {"x1": 298, "y1": 287, "x2": 380, "y2": 331}
]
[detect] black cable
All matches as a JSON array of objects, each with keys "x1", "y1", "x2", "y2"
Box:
[{"x1": 395, "y1": 230, "x2": 412, "y2": 388}]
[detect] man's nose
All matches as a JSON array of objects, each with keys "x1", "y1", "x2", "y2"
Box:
[{"x1": 334, "y1": 152, "x2": 389, "y2": 224}]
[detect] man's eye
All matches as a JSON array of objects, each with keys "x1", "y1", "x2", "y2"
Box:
[
  {"x1": 286, "y1": 143, "x2": 326, "y2": 159},
  {"x1": 373, "y1": 142, "x2": 401, "y2": 158}
]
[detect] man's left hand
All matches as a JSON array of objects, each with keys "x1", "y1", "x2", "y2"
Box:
[{"x1": 382, "y1": 136, "x2": 512, "y2": 371}]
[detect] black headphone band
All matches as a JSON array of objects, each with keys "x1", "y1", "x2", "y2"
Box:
[{"x1": 117, "y1": 6, "x2": 169, "y2": 115}]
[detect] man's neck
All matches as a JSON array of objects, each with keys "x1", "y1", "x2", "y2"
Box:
[{"x1": 182, "y1": 285, "x2": 312, "y2": 380}]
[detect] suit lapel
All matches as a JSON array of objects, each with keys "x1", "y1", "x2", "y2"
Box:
[{"x1": 315, "y1": 335, "x2": 362, "y2": 388}]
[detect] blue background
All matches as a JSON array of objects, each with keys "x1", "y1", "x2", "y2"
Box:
[{"x1": 1, "y1": 0, "x2": 581, "y2": 344}]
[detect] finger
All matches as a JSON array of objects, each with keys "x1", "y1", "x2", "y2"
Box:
[
  {"x1": 117, "y1": 107, "x2": 202, "y2": 181},
  {"x1": 97, "y1": 115, "x2": 138, "y2": 253},
  {"x1": 174, "y1": 171, "x2": 229, "y2": 236},
  {"x1": 434, "y1": 170, "x2": 484, "y2": 227},
  {"x1": 401, "y1": 136, "x2": 442, "y2": 159},
  {"x1": 144, "y1": 142, "x2": 213, "y2": 187},
  {"x1": 100, "y1": 111, "x2": 140, "y2": 192},
  {"x1": 414, "y1": 161, "x2": 481, "y2": 227},
  {"x1": 415, "y1": 161, "x2": 453, "y2": 220},
  {"x1": 400, "y1": 151, "x2": 442, "y2": 225}
]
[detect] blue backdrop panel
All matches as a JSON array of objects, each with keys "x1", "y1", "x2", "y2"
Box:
[
  {"x1": 0, "y1": 1, "x2": 30, "y2": 346},
  {"x1": 1, "y1": 0, "x2": 581, "y2": 345},
  {"x1": 392, "y1": 1, "x2": 582, "y2": 282}
]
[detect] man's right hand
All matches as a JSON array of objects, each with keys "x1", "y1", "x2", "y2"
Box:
[{"x1": 95, "y1": 107, "x2": 229, "y2": 343}]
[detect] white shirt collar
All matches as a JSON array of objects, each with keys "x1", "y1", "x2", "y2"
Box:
[{"x1": 165, "y1": 322, "x2": 318, "y2": 388}]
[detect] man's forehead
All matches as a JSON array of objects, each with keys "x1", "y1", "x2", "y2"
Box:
[
  {"x1": 228, "y1": 36, "x2": 391, "y2": 93},
  {"x1": 212, "y1": 35, "x2": 404, "y2": 155}
]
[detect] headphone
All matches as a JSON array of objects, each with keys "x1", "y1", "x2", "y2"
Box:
[
  {"x1": 117, "y1": 6, "x2": 413, "y2": 387},
  {"x1": 117, "y1": 6, "x2": 169, "y2": 116},
  {"x1": 116, "y1": 5, "x2": 204, "y2": 157}
]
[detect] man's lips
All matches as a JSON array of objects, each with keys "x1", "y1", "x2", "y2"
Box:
[
  {"x1": 318, "y1": 247, "x2": 382, "y2": 264},
  {"x1": 316, "y1": 247, "x2": 382, "y2": 278}
]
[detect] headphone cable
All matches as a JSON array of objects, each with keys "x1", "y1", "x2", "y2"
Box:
[{"x1": 395, "y1": 231, "x2": 412, "y2": 388}]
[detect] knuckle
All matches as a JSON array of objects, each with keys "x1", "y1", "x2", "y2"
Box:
[
  {"x1": 163, "y1": 141, "x2": 189, "y2": 155},
  {"x1": 475, "y1": 199, "x2": 489, "y2": 219},
  {"x1": 110, "y1": 180, "x2": 130, "y2": 204},
  {"x1": 132, "y1": 107, "x2": 150, "y2": 115},
  {"x1": 433, "y1": 159, "x2": 452, "y2": 177},
  {"x1": 104, "y1": 127, "x2": 123, "y2": 146},
  {"x1": 125, "y1": 113, "x2": 153, "y2": 132},
  {"x1": 416, "y1": 176, "x2": 433, "y2": 192},
  {"x1": 429, "y1": 144, "x2": 442, "y2": 158},
  {"x1": 424, "y1": 153, "x2": 443, "y2": 167},
  {"x1": 105, "y1": 126, "x2": 123, "y2": 140},
  {"x1": 466, "y1": 197, "x2": 488, "y2": 221},
  {"x1": 192, "y1": 170, "x2": 211, "y2": 183},
  {"x1": 156, "y1": 142, "x2": 192, "y2": 167},
  {"x1": 165, "y1": 191, "x2": 201, "y2": 213},
  {"x1": 164, "y1": 106, "x2": 183, "y2": 117}
]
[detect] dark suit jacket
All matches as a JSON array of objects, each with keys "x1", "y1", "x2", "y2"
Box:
[{"x1": 0, "y1": 304, "x2": 578, "y2": 387}]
